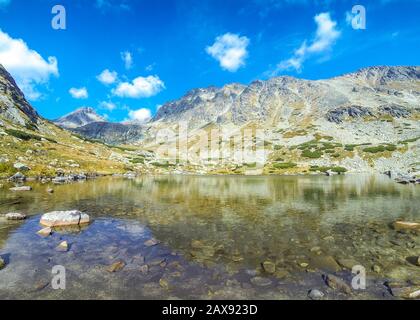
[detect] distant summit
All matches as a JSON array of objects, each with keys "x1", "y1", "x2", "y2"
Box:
[{"x1": 54, "y1": 107, "x2": 106, "y2": 129}]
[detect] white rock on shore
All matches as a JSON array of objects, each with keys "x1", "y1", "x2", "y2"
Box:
[
  {"x1": 40, "y1": 210, "x2": 90, "y2": 227},
  {"x1": 9, "y1": 186, "x2": 32, "y2": 191},
  {"x1": 5, "y1": 212, "x2": 26, "y2": 220}
]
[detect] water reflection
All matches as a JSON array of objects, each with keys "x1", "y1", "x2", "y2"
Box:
[{"x1": 0, "y1": 174, "x2": 419, "y2": 299}]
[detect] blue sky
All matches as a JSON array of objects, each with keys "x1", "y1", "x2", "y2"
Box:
[{"x1": 0, "y1": 0, "x2": 418, "y2": 122}]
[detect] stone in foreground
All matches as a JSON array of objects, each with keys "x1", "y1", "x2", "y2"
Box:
[
  {"x1": 144, "y1": 238, "x2": 160, "y2": 247},
  {"x1": 37, "y1": 227, "x2": 52, "y2": 237},
  {"x1": 5, "y1": 212, "x2": 27, "y2": 220},
  {"x1": 40, "y1": 210, "x2": 90, "y2": 227},
  {"x1": 56, "y1": 241, "x2": 69, "y2": 252},
  {"x1": 393, "y1": 221, "x2": 420, "y2": 231},
  {"x1": 308, "y1": 289, "x2": 324, "y2": 300}
]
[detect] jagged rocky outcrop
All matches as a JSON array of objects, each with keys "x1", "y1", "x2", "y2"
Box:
[
  {"x1": 73, "y1": 122, "x2": 144, "y2": 145},
  {"x1": 378, "y1": 104, "x2": 411, "y2": 118},
  {"x1": 326, "y1": 106, "x2": 374, "y2": 123},
  {"x1": 0, "y1": 64, "x2": 40, "y2": 126}
]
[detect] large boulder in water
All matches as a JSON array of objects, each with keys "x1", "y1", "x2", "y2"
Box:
[{"x1": 40, "y1": 210, "x2": 90, "y2": 227}]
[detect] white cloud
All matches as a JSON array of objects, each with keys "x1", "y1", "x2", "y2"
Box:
[
  {"x1": 112, "y1": 75, "x2": 165, "y2": 98},
  {"x1": 69, "y1": 87, "x2": 88, "y2": 99},
  {"x1": 206, "y1": 33, "x2": 250, "y2": 72},
  {"x1": 97, "y1": 69, "x2": 118, "y2": 85},
  {"x1": 121, "y1": 51, "x2": 133, "y2": 70},
  {"x1": 274, "y1": 12, "x2": 340, "y2": 73},
  {"x1": 99, "y1": 101, "x2": 117, "y2": 111},
  {"x1": 0, "y1": 29, "x2": 58, "y2": 100},
  {"x1": 128, "y1": 108, "x2": 152, "y2": 123}
]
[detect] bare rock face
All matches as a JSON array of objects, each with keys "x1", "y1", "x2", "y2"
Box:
[
  {"x1": 73, "y1": 121, "x2": 144, "y2": 145},
  {"x1": 0, "y1": 64, "x2": 39, "y2": 126},
  {"x1": 379, "y1": 104, "x2": 411, "y2": 118},
  {"x1": 326, "y1": 105, "x2": 374, "y2": 123},
  {"x1": 40, "y1": 210, "x2": 90, "y2": 227}
]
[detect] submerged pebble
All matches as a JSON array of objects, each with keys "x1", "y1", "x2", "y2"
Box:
[
  {"x1": 308, "y1": 289, "x2": 324, "y2": 300},
  {"x1": 107, "y1": 260, "x2": 126, "y2": 273},
  {"x1": 323, "y1": 274, "x2": 351, "y2": 294},
  {"x1": 250, "y1": 276, "x2": 272, "y2": 287}
]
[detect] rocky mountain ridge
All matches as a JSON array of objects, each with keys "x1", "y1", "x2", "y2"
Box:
[{"x1": 53, "y1": 107, "x2": 106, "y2": 129}]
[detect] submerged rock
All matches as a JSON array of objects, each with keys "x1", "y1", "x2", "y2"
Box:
[
  {"x1": 389, "y1": 286, "x2": 420, "y2": 299},
  {"x1": 47, "y1": 188, "x2": 54, "y2": 194},
  {"x1": 5, "y1": 212, "x2": 26, "y2": 220},
  {"x1": 0, "y1": 256, "x2": 5, "y2": 270},
  {"x1": 262, "y1": 261, "x2": 276, "y2": 274},
  {"x1": 337, "y1": 258, "x2": 360, "y2": 270},
  {"x1": 250, "y1": 276, "x2": 272, "y2": 287},
  {"x1": 393, "y1": 221, "x2": 420, "y2": 231},
  {"x1": 323, "y1": 274, "x2": 351, "y2": 294},
  {"x1": 139, "y1": 265, "x2": 149, "y2": 274},
  {"x1": 144, "y1": 238, "x2": 160, "y2": 247},
  {"x1": 308, "y1": 289, "x2": 324, "y2": 300},
  {"x1": 9, "y1": 186, "x2": 32, "y2": 191},
  {"x1": 159, "y1": 278, "x2": 169, "y2": 290},
  {"x1": 372, "y1": 265, "x2": 381, "y2": 273},
  {"x1": 40, "y1": 210, "x2": 90, "y2": 227},
  {"x1": 37, "y1": 227, "x2": 52, "y2": 237},
  {"x1": 311, "y1": 255, "x2": 341, "y2": 272},
  {"x1": 107, "y1": 260, "x2": 126, "y2": 273},
  {"x1": 56, "y1": 241, "x2": 69, "y2": 252}
]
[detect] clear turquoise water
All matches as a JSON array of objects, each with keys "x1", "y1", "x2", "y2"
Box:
[{"x1": 0, "y1": 174, "x2": 419, "y2": 299}]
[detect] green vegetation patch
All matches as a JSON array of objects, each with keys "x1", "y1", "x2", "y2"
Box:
[
  {"x1": 130, "y1": 158, "x2": 145, "y2": 164},
  {"x1": 362, "y1": 144, "x2": 397, "y2": 153},
  {"x1": 309, "y1": 165, "x2": 347, "y2": 174},
  {"x1": 5, "y1": 129, "x2": 42, "y2": 141},
  {"x1": 272, "y1": 162, "x2": 297, "y2": 169},
  {"x1": 301, "y1": 149, "x2": 323, "y2": 159},
  {"x1": 0, "y1": 163, "x2": 17, "y2": 176}
]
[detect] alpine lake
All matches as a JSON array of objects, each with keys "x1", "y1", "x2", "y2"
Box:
[{"x1": 0, "y1": 174, "x2": 419, "y2": 300}]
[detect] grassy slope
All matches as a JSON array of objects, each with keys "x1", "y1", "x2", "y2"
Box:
[{"x1": 0, "y1": 117, "x2": 135, "y2": 179}]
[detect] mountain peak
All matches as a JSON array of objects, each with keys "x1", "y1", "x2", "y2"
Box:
[{"x1": 54, "y1": 107, "x2": 105, "y2": 129}]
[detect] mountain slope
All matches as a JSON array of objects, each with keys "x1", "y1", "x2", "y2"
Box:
[
  {"x1": 0, "y1": 65, "x2": 140, "y2": 179},
  {"x1": 54, "y1": 107, "x2": 106, "y2": 129},
  {"x1": 0, "y1": 64, "x2": 39, "y2": 127},
  {"x1": 139, "y1": 66, "x2": 419, "y2": 175},
  {"x1": 152, "y1": 66, "x2": 419, "y2": 129}
]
